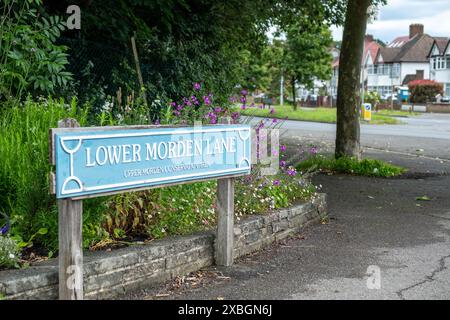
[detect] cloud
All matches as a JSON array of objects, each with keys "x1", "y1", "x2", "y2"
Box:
[{"x1": 332, "y1": 0, "x2": 450, "y2": 42}]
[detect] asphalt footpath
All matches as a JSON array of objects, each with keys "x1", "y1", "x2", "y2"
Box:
[{"x1": 120, "y1": 146, "x2": 450, "y2": 300}]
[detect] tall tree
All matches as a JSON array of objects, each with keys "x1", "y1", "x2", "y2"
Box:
[
  {"x1": 283, "y1": 21, "x2": 333, "y2": 110},
  {"x1": 335, "y1": 0, "x2": 371, "y2": 159},
  {"x1": 335, "y1": 0, "x2": 386, "y2": 158}
]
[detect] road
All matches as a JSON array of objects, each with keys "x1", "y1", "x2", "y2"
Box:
[
  {"x1": 123, "y1": 113, "x2": 450, "y2": 300},
  {"x1": 245, "y1": 113, "x2": 450, "y2": 160}
]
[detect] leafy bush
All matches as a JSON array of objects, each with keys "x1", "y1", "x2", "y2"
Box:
[
  {"x1": 0, "y1": 236, "x2": 20, "y2": 269},
  {"x1": 0, "y1": 0, "x2": 71, "y2": 100},
  {"x1": 297, "y1": 155, "x2": 405, "y2": 178},
  {"x1": 0, "y1": 98, "x2": 89, "y2": 251},
  {"x1": 408, "y1": 80, "x2": 443, "y2": 104}
]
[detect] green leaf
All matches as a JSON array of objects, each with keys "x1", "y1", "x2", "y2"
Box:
[
  {"x1": 37, "y1": 227, "x2": 48, "y2": 235},
  {"x1": 416, "y1": 196, "x2": 431, "y2": 201}
]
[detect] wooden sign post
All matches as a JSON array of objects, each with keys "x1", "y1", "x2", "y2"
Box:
[
  {"x1": 50, "y1": 120, "x2": 251, "y2": 299},
  {"x1": 56, "y1": 119, "x2": 83, "y2": 300}
]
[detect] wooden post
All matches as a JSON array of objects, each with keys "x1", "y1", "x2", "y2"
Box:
[
  {"x1": 216, "y1": 117, "x2": 235, "y2": 266},
  {"x1": 130, "y1": 35, "x2": 148, "y2": 106},
  {"x1": 57, "y1": 118, "x2": 84, "y2": 300}
]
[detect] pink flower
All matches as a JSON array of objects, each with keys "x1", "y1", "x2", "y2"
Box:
[
  {"x1": 273, "y1": 180, "x2": 281, "y2": 186},
  {"x1": 280, "y1": 145, "x2": 287, "y2": 152},
  {"x1": 194, "y1": 83, "x2": 201, "y2": 91}
]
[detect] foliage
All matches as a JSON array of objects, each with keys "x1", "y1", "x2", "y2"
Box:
[
  {"x1": 297, "y1": 155, "x2": 406, "y2": 177},
  {"x1": 0, "y1": 235, "x2": 20, "y2": 269},
  {"x1": 408, "y1": 80, "x2": 444, "y2": 104},
  {"x1": 364, "y1": 91, "x2": 381, "y2": 109},
  {"x1": 283, "y1": 19, "x2": 333, "y2": 106},
  {"x1": 0, "y1": 98, "x2": 89, "y2": 251},
  {"x1": 235, "y1": 174, "x2": 316, "y2": 219},
  {"x1": 0, "y1": 0, "x2": 71, "y2": 101}
]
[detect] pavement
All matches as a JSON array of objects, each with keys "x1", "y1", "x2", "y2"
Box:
[{"x1": 123, "y1": 113, "x2": 450, "y2": 300}]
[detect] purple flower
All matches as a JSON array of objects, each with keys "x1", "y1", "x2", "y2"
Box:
[
  {"x1": 280, "y1": 160, "x2": 286, "y2": 168},
  {"x1": 191, "y1": 95, "x2": 199, "y2": 105},
  {"x1": 173, "y1": 110, "x2": 181, "y2": 116},
  {"x1": 310, "y1": 146, "x2": 318, "y2": 155},
  {"x1": 272, "y1": 149, "x2": 279, "y2": 156},
  {"x1": 270, "y1": 108, "x2": 275, "y2": 114},
  {"x1": 170, "y1": 102, "x2": 176, "y2": 107},
  {"x1": 231, "y1": 112, "x2": 239, "y2": 120},
  {"x1": 280, "y1": 145, "x2": 287, "y2": 153},
  {"x1": 241, "y1": 89, "x2": 248, "y2": 96},
  {"x1": 240, "y1": 104, "x2": 246, "y2": 110},
  {"x1": 214, "y1": 107, "x2": 222, "y2": 113},
  {"x1": 240, "y1": 96, "x2": 247, "y2": 104},
  {"x1": 0, "y1": 222, "x2": 9, "y2": 235},
  {"x1": 286, "y1": 168, "x2": 297, "y2": 176},
  {"x1": 203, "y1": 95, "x2": 212, "y2": 105},
  {"x1": 273, "y1": 180, "x2": 280, "y2": 186},
  {"x1": 194, "y1": 83, "x2": 201, "y2": 91},
  {"x1": 228, "y1": 96, "x2": 237, "y2": 103},
  {"x1": 154, "y1": 119, "x2": 160, "y2": 125},
  {"x1": 272, "y1": 118, "x2": 278, "y2": 124},
  {"x1": 176, "y1": 104, "x2": 183, "y2": 111},
  {"x1": 183, "y1": 97, "x2": 192, "y2": 107}
]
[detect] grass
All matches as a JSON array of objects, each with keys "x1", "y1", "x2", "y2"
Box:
[
  {"x1": 376, "y1": 109, "x2": 419, "y2": 117},
  {"x1": 239, "y1": 104, "x2": 406, "y2": 125},
  {"x1": 297, "y1": 155, "x2": 406, "y2": 178}
]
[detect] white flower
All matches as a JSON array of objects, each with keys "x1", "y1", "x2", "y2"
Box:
[{"x1": 9, "y1": 253, "x2": 15, "y2": 259}]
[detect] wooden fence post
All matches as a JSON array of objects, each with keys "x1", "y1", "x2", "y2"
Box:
[
  {"x1": 216, "y1": 117, "x2": 235, "y2": 266},
  {"x1": 57, "y1": 118, "x2": 84, "y2": 300}
]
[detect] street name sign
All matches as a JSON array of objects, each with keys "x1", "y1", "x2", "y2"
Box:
[{"x1": 51, "y1": 124, "x2": 251, "y2": 199}]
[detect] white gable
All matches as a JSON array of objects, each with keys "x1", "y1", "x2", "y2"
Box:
[
  {"x1": 377, "y1": 54, "x2": 384, "y2": 63},
  {"x1": 446, "y1": 42, "x2": 450, "y2": 55},
  {"x1": 431, "y1": 43, "x2": 440, "y2": 56}
]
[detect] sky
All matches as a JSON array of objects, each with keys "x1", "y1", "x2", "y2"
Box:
[{"x1": 331, "y1": 0, "x2": 450, "y2": 43}]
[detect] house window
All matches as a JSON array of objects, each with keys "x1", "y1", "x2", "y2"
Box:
[
  {"x1": 446, "y1": 56, "x2": 450, "y2": 69},
  {"x1": 446, "y1": 84, "x2": 450, "y2": 97},
  {"x1": 432, "y1": 58, "x2": 436, "y2": 70}
]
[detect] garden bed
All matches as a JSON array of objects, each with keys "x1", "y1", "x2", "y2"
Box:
[{"x1": 0, "y1": 193, "x2": 326, "y2": 300}]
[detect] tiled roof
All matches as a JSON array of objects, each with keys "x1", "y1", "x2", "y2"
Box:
[
  {"x1": 434, "y1": 37, "x2": 449, "y2": 54},
  {"x1": 364, "y1": 40, "x2": 381, "y2": 63},
  {"x1": 387, "y1": 36, "x2": 410, "y2": 48},
  {"x1": 377, "y1": 34, "x2": 439, "y2": 63}
]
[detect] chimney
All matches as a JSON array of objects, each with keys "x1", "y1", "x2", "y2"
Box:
[
  {"x1": 409, "y1": 24, "x2": 424, "y2": 39},
  {"x1": 365, "y1": 34, "x2": 374, "y2": 42}
]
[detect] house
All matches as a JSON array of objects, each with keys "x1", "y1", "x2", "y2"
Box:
[
  {"x1": 366, "y1": 24, "x2": 446, "y2": 97},
  {"x1": 428, "y1": 38, "x2": 450, "y2": 97},
  {"x1": 330, "y1": 35, "x2": 381, "y2": 98}
]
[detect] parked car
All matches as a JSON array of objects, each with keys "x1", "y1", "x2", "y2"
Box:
[
  {"x1": 381, "y1": 93, "x2": 397, "y2": 101},
  {"x1": 440, "y1": 96, "x2": 450, "y2": 103}
]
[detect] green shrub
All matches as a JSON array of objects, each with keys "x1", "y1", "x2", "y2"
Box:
[
  {"x1": 0, "y1": 98, "x2": 89, "y2": 251},
  {"x1": 0, "y1": 236, "x2": 20, "y2": 269},
  {"x1": 0, "y1": 0, "x2": 71, "y2": 100},
  {"x1": 408, "y1": 80, "x2": 443, "y2": 104},
  {"x1": 297, "y1": 155, "x2": 405, "y2": 178}
]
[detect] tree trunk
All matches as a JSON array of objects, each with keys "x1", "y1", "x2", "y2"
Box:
[
  {"x1": 292, "y1": 76, "x2": 297, "y2": 110},
  {"x1": 335, "y1": 0, "x2": 371, "y2": 159}
]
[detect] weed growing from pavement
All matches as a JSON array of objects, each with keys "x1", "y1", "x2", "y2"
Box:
[{"x1": 297, "y1": 155, "x2": 406, "y2": 178}]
